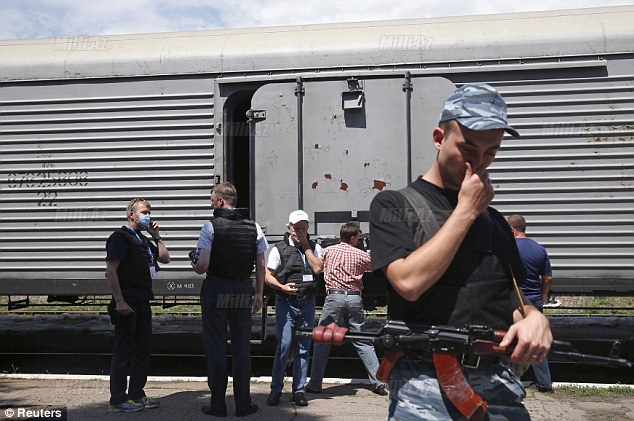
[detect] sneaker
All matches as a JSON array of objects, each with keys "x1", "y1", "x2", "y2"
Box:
[
  {"x1": 134, "y1": 396, "x2": 160, "y2": 409},
  {"x1": 372, "y1": 384, "x2": 388, "y2": 396},
  {"x1": 108, "y1": 399, "x2": 144, "y2": 413},
  {"x1": 543, "y1": 299, "x2": 561, "y2": 308},
  {"x1": 536, "y1": 386, "x2": 555, "y2": 394},
  {"x1": 292, "y1": 392, "x2": 308, "y2": 406}
]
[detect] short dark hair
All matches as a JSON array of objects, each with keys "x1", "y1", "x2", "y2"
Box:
[
  {"x1": 507, "y1": 214, "x2": 526, "y2": 232},
  {"x1": 340, "y1": 221, "x2": 362, "y2": 242},
  {"x1": 439, "y1": 120, "x2": 456, "y2": 135},
  {"x1": 212, "y1": 182, "x2": 238, "y2": 207}
]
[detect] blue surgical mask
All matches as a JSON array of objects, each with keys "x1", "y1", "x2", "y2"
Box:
[{"x1": 137, "y1": 213, "x2": 151, "y2": 230}]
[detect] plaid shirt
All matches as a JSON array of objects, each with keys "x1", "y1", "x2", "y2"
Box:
[{"x1": 323, "y1": 241, "x2": 371, "y2": 292}]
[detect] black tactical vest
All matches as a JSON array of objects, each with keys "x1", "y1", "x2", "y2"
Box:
[
  {"x1": 207, "y1": 208, "x2": 258, "y2": 280},
  {"x1": 111, "y1": 227, "x2": 154, "y2": 291},
  {"x1": 387, "y1": 186, "x2": 524, "y2": 331},
  {"x1": 274, "y1": 232, "x2": 317, "y2": 287}
]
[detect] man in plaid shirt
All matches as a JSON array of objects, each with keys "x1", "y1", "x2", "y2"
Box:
[{"x1": 305, "y1": 221, "x2": 387, "y2": 396}]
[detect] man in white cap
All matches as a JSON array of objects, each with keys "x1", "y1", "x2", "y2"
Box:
[
  {"x1": 265, "y1": 210, "x2": 323, "y2": 407},
  {"x1": 370, "y1": 83, "x2": 552, "y2": 420}
]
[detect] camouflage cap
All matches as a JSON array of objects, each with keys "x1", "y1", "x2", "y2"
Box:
[{"x1": 439, "y1": 83, "x2": 519, "y2": 138}]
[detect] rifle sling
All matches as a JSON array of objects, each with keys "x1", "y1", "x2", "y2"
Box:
[
  {"x1": 400, "y1": 185, "x2": 441, "y2": 244},
  {"x1": 433, "y1": 353, "x2": 488, "y2": 421}
]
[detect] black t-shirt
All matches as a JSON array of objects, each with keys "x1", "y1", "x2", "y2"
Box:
[
  {"x1": 106, "y1": 228, "x2": 158, "y2": 262},
  {"x1": 370, "y1": 177, "x2": 455, "y2": 275},
  {"x1": 369, "y1": 177, "x2": 520, "y2": 329},
  {"x1": 106, "y1": 227, "x2": 158, "y2": 302}
]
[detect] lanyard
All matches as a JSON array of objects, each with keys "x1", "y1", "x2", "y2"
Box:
[
  {"x1": 296, "y1": 246, "x2": 308, "y2": 268},
  {"x1": 126, "y1": 226, "x2": 153, "y2": 262}
]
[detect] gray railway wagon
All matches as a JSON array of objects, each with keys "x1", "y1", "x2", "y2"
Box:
[{"x1": 1, "y1": 6, "x2": 632, "y2": 301}]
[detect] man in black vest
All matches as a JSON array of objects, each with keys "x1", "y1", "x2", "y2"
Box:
[
  {"x1": 192, "y1": 182, "x2": 268, "y2": 417},
  {"x1": 265, "y1": 210, "x2": 323, "y2": 407},
  {"x1": 105, "y1": 198, "x2": 170, "y2": 412},
  {"x1": 369, "y1": 84, "x2": 552, "y2": 420}
]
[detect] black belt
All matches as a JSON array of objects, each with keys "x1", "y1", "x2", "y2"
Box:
[
  {"x1": 329, "y1": 289, "x2": 361, "y2": 295},
  {"x1": 279, "y1": 292, "x2": 314, "y2": 301}
]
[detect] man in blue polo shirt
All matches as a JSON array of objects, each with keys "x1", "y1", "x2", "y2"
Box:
[{"x1": 508, "y1": 214, "x2": 554, "y2": 393}]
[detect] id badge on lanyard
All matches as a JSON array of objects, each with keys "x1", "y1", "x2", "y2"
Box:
[
  {"x1": 127, "y1": 226, "x2": 157, "y2": 279},
  {"x1": 147, "y1": 245, "x2": 158, "y2": 279},
  {"x1": 297, "y1": 246, "x2": 312, "y2": 282}
]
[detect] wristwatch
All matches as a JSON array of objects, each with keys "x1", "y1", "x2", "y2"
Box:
[{"x1": 153, "y1": 236, "x2": 162, "y2": 241}]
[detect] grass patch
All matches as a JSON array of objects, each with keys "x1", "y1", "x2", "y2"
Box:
[
  {"x1": 555, "y1": 385, "x2": 634, "y2": 400},
  {"x1": 0, "y1": 295, "x2": 202, "y2": 316},
  {"x1": 545, "y1": 295, "x2": 634, "y2": 316},
  {"x1": 584, "y1": 296, "x2": 634, "y2": 315}
]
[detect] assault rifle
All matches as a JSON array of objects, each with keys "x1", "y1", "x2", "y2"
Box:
[{"x1": 297, "y1": 321, "x2": 631, "y2": 421}]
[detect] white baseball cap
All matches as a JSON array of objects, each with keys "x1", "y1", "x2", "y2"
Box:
[{"x1": 288, "y1": 210, "x2": 310, "y2": 225}]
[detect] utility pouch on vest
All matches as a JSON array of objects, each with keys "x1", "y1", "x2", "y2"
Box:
[
  {"x1": 295, "y1": 279, "x2": 316, "y2": 293},
  {"x1": 286, "y1": 272, "x2": 316, "y2": 293}
]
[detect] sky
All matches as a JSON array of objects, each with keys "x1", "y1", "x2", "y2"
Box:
[{"x1": 1, "y1": 0, "x2": 633, "y2": 40}]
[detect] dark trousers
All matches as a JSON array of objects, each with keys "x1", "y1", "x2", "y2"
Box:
[
  {"x1": 201, "y1": 275, "x2": 254, "y2": 413},
  {"x1": 109, "y1": 301, "x2": 152, "y2": 405}
]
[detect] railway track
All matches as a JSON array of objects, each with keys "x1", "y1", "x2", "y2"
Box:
[{"x1": 1, "y1": 314, "x2": 632, "y2": 384}]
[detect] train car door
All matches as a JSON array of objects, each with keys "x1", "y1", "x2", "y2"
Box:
[{"x1": 249, "y1": 76, "x2": 455, "y2": 237}]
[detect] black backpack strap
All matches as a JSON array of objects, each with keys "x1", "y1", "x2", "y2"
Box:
[{"x1": 399, "y1": 185, "x2": 441, "y2": 246}]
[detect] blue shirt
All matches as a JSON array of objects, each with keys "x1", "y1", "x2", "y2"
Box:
[{"x1": 515, "y1": 237, "x2": 552, "y2": 302}]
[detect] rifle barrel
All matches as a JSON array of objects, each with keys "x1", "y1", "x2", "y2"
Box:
[{"x1": 296, "y1": 325, "x2": 633, "y2": 368}]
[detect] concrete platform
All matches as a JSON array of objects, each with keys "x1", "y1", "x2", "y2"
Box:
[{"x1": 1, "y1": 375, "x2": 633, "y2": 420}]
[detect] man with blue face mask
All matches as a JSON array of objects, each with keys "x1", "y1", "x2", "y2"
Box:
[{"x1": 105, "y1": 198, "x2": 170, "y2": 412}]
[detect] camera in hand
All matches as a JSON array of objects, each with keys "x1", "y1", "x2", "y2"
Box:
[
  {"x1": 294, "y1": 280, "x2": 315, "y2": 293},
  {"x1": 189, "y1": 248, "x2": 200, "y2": 265}
]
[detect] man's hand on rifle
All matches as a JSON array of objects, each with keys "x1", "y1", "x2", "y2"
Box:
[{"x1": 500, "y1": 306, "x2": 552, "y2": 364}]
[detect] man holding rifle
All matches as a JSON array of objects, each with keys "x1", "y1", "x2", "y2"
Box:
[{"x1": 369, "y1": 84, "x2": 552, "y2": 420}]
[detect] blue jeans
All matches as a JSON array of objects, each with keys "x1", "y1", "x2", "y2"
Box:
[
  {"x1": 109, "y1": 301, "x2": 152, "y2": 405},
  {"x1": 270, "y1": 294, "x2": 315, "y2": 394},
  {"x1": 201, "y1": 275, "x2": 255, "y2": 413},
  {"x1": 528, "y1": 299, "x2": 553, "y2": 389},
  {"x1": 387, "y1": 358, "x2": 529, "y2": 420},
  {"x1": 307, "y1": 293, "x2": 381, "y2": 390}
]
